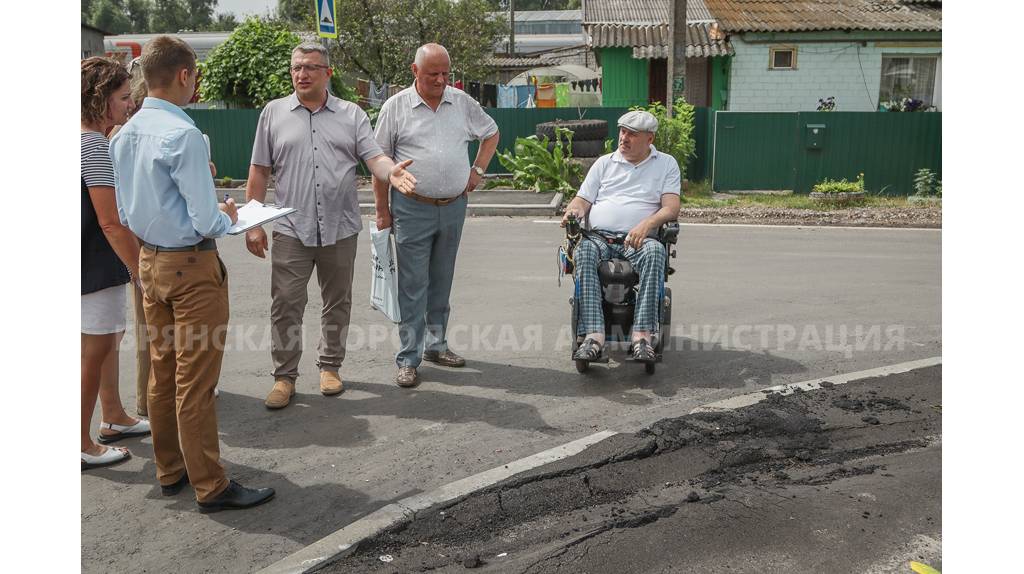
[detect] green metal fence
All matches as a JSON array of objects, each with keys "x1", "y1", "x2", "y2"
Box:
[
  {"x1": 186, "y1": 109, "x2": 260, "y2": 180},
  {"x1": 187, "y1": 106, "x2": 713, "y2": 181},
  {"x1": 711, "y1": 111, "x2": 942, "y2": 195}
]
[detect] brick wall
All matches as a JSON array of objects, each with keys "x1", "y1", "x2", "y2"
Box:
[{"x1": 726, "y1": 38, "x2": 941, "y2": 112}]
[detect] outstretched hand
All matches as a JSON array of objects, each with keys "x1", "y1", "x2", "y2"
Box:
[{"x1": 389, "y1": 159, "x2": 417, "y2": 195}]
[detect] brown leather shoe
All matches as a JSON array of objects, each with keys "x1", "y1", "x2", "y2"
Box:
[
  {"x1": 320, "y1": 371, "x2": 344, "y2": 396},
  {"x1": 421, "y1": 349, "x2": 466, "y2": 368},
  {"x1": 264, "y1": 379, "x2": 295, "y2": 409},
  {"x1": 395, "y1": 367, "x2": 420, "y2": 388}
]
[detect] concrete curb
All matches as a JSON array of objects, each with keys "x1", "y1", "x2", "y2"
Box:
[
  {"x1": 256, "y1": 430, "x2": 616, "y2": 574},
  {"x1": 256, "y1": 356, "x2": 941, "y2": 573},
  {"x1": 691, "y1": 356, "x2": 942, "y2": 413},
  {"x1": 216, "y1": 189, "x2": 563, "y2": 218}
]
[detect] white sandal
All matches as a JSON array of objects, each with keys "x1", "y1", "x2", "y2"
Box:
[
  {"x1": 97, "y1": 419, "x2": 151, "y2": 444},
  {"x1": 81, "y1": 446, "x2": 131, "y2": 471}
]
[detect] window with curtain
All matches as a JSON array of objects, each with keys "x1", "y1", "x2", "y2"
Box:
[{"x1": 879, "y1": 56, "x2": 938, "y2": 105}]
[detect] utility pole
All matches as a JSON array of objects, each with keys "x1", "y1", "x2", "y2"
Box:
[
  {"x1": 509, "y1": 0, "x2": 516, "y2": 55},
  {"x1": 667, "y1": 0, "x2": 687, "y2": 117}
]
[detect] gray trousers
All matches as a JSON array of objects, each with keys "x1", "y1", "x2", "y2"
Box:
[
  {"x1": 390, "y1": 190, "x2": 467, "y2": 368},
  {"x1": 270, "y1": 231, "x2": 358, "y2": 381}
]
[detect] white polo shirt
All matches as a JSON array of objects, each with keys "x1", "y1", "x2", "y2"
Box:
[{"x1": 577, "y1": 145, "x2": 681, "y2": 233}]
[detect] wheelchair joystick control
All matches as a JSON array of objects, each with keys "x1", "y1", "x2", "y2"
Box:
[{"x1": 566, "y1": 214, "x2": 581, "y2": 236}]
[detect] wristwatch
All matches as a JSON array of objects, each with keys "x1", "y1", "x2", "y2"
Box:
[{"x1": 472, "y1": 165, "x2": 485, "y2": 176}]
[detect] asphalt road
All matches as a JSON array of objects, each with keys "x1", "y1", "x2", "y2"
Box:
[
  {"x1": 81, "y1": 218, "x2": 941, "y2": 573},
  {"x1": 327, "y1": 365, "x2": 942, "y2": 574}
]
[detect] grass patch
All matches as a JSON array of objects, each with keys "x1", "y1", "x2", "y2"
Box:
[
  {"x1": 680, "y1": 187, "x2": 927, "y2": 211},
  {"x1": 684, "y1": 179, "x2": 713, "y2": 198}
]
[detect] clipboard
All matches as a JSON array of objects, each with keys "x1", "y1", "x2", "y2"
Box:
[{"x1": 227, "y1": 200, "x2": 297, "y2": 235}]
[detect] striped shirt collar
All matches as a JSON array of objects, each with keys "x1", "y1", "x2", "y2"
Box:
[{"x1": 140, "y1": 97, "x2": 195, "y2": 125}]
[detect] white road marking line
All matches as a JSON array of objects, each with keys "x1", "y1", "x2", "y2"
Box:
[{"x1": 691, "y1": 356, "x2": 942, "y2": 413}]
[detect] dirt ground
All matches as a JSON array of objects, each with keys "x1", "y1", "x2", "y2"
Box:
[{"x1": 678, "y1": 205, "x2": 942, "y2": 228}]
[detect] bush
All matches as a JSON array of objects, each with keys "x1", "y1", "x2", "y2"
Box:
[
  {"x1": 813, "y1": 173, "x2": 865, "y2": 194},
  {"x1": 497, "y1": 127, "x2": 582, "y2": 195},
  {"x1": 630, "y1": 98, "x2": 696, "y2": 179},
  {"x1": 913, "y1": 168, "x2": 941, "y2": 197},
  {"x1": 199, "y1": 18, "x2": 300, "y2": 108}
]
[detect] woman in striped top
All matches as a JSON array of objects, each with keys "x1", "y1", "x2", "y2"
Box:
[{"x1": 81, "y1": 57, "x2": 151, "y2": 470}]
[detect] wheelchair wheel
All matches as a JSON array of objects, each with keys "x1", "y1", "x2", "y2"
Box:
[
  {"x1": 656, "y1": 287, "x2": 672, "y2": 353},
  {"x1": 645, "y1": 362, "x2": 656, "y2": 375}
]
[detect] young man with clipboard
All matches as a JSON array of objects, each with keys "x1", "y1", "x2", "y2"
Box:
[{"x1": 111, "y1": 36, "x2": 275, "y2": 512}]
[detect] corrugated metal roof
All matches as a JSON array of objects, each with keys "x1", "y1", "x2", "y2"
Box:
[
  {"x1": 583, "y1": 0, "x2": 715, "y2": 25},
  {"x1": 704, "y1": 0, "x2": 941, "y2": 33},
  {"x1": 513, "y1": 10, "x2": 582, "y2": 22},
  {"x1": 583, "y1": 0, "x2": 731, "y2": 57},
  {"x1": 627, "y1": 22, "x2": 734, "y2": 58}
]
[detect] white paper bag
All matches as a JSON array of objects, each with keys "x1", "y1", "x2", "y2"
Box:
[{"x1": 369, "y1": 223, "x2": 401, "y2": 323}]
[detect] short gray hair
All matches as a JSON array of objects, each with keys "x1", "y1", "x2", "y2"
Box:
[
  {"x1": 414, "y1": 43, "x2": 450, "y2": 67},
  {"x1": 292, "y1": 41, "x2": 330, "y2": 66}
]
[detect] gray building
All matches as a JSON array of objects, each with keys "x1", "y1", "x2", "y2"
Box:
[{"x1": 81, "y1": 23, "x2": 110, "y2": 59}]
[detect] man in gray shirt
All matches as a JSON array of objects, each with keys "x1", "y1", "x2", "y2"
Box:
[
  {"x1": 373, "y1": 43, "x2": 500, "y2": 388},
  {"x1": 246, "y1": 42, "x2": 417, "y2": 409}
]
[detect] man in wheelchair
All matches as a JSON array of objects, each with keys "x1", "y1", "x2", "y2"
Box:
[{"x1": 560, "y1": 110, "x2": 681, "y2": 367}]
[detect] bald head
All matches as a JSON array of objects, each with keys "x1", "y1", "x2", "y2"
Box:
[
  {"x1": 414, "y1": 43, "x2": 450, "y2": 67},
  {"x1": 411, "y1": 43, "x2": 451, "y2": 103}
]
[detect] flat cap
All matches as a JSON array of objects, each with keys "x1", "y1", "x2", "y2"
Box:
[{"x1": 617, "y1": 110, "x2": 659, "y2": 133}]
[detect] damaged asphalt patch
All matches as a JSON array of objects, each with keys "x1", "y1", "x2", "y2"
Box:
[{"x1": 318, "y1": 365, "x2": 942, "y2": 573}]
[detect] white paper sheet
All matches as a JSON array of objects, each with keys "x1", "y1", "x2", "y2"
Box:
[{"x1": 227, "y1": 200, "x2": 297, "y2": 235}]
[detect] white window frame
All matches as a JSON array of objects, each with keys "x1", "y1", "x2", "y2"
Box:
[
  {"x1": 769, "y1": 46, "x2": 797, "y2": 70},
  {"x1": 879, "y1": 54, "x2": 940, "y2": 108}
]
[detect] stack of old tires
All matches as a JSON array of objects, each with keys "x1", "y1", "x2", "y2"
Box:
[{"x1": 536, "y1": 119, "x2": 607, "y2": 159}]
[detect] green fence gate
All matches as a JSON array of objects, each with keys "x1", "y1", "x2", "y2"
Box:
[{"x1": 711, "y1": 111, "x2": 941, "y2": 195}]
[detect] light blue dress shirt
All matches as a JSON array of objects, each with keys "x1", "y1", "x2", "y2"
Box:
[{"x1": 110, "y1": 97, "x2": 231, "y2": 247}]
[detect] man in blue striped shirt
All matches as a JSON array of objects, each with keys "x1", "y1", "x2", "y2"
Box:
[{"x1": 110, "y1": 35, "x2": 274, "y2": 513}]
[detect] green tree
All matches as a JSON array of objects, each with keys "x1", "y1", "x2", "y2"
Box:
[
  {"x1": 276, "y1": 0, "x2": 314, "y2": 27},
  {"x1": 185, "y1": 0, "x2": 217, "y2": 30},
  {"x1": 83, "y1": 0, "x2": 96, "y2": 24},
  {"x1": 125, "y1": 0, "x2": 152, "y2": 33},
  {"x1": 151, "y1": 0, "x2": 189, "y2": 32},
  {"x1": 91, "y1": 0, "x2": 132, "y2": 34},
  {"x1": 329, "y1": 0, "x2": 506, "y2": 86},
  {"x1": 198, "y1": 18, "x2": 300, "y2": 107},
  {"x1": 212, "y1": 12, "x2": 240, "y2": 30}
]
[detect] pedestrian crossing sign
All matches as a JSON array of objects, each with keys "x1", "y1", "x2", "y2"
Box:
[{"x1": 316, "y1": 0, "x2": 338, "y2": 38}]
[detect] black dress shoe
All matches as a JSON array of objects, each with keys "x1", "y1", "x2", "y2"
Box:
[
  {"x1": 161, "y1": 472, "x2": 190, "y2": 496},
  {"x1": 197, "y1": 480, "x2": 275, "y2": 513}
]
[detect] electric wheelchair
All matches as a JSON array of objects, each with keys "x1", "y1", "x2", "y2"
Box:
[{"x1": 563, "y1": 215, "x2": 679, "y2": 375}]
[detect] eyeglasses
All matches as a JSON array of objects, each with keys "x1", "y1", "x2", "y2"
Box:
[{"x1": 290, "y1": 64, "x2": 330, "y2": 73}]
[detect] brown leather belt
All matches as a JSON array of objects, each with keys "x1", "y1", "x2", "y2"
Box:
[
  {"x1": 142, "y1": 238, "x2": 217, "y2": 252},
  {"x1": 399, "y1": 190, "x2": 464, "y2": 206}
]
